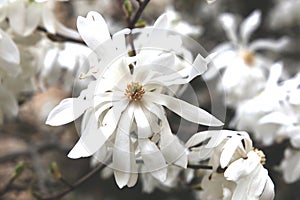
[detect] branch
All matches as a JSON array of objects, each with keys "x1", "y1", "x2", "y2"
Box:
[
  {"x1": 37, "y1": 26, "x2": 85, "y2": 45},
  {"x1": 34, "y1": 164, "x2": 106, "y2": 200},
  {"x1": 187, "y1": 164, "x2": 213, "y2": 170},
  {"x1": 129, "y1": 0, "x2": 150, "y2": 29}
]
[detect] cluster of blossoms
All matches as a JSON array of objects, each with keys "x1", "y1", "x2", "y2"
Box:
[
  {"x1": 0, "y1": 0, "x2": 92, "y2": 124},
  {"x1": 232, "y1": 63, "x2": 300, "y2": 183},
  {"x1": 186, "y1": 130, "x2": 274, "y2": 199},
  {"x1": 4, "y1": 0, "x2": 300, "y2": 199},
  {"x1": 204, "y1": 10, "x2": 288, "y2": 107},
  {"x1": 44, "y1": 7, "x2": 275, "y2": 199}
]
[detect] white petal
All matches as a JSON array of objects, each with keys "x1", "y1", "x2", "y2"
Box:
[
  {"x1": 139, "y1": 138, "x2": 167, "y2": 182},
  {"x1": 0, "y1": 28, "x2": 20, "y2": 65},
  {"x1": 42, "y1": 4, "x2": 80, "y2": 39},
  {"x1": 187, "y1": 53, "x2": 208, "y2": 82},
  {"x1": 280, "y1": 149, "x2": 300, "y2": 183},
  {"x1": 42, "y1": 4, "x2": 55, "y2": 34},
  {"x1": 100, "y1": 99, "x2": 129, "y2": 138},
  {"x1": 77, "y1": 11, "x2": 111, "y2": 50},
  {"x1": 144, "y1": 93, "x2": 223, "y2": 126},
  {"x1": 260, "y1": 176, "x2": 275, "y2": 200},
  {"x1": 259, "y1": 112, "x2": 296, "y2": 126},
  {"x1": 153, "y1": 13, "x2": 168, "y2": 29},
  {"x1": 159, "y1": 116, "x2": 187, "y2": 168},
  {"x1": 67, "y1": 112, "x2": 108, "y2": 159},
  {"x1": 185, "y1": 130, "x2": 229, "y2": 149},
  {"x1": 203, "y1": 46, "x2": 235, "y2": 80},
  {"x1": 8, "y1": 1, "x2": 41, "y2": 36},
  {"x1": 224, "y1": 151, "x2": 260, "y2": 181},
  {"x1": 113, "y1": 108, "x2": 134, "y2": 188},
  {"x1": 134, "y1": 104, "x2": 153, "y2": 138},
  {"x1": 46, "y1": 97, "x2": 90, "y2": 126},
  {"x1": 240, "y1": 10, "x2": 261, "y2": 45},
  {"x1": 219, "y1": 13, "x2": 238, "y2": 44},
  {"x1": 0, "y1": 1, "x2": 7, "y2": 22},
  {"x1": 291, "y1": 133, "x2": 300, "y2": 148},
  {"x1": 220, "y1": 136, "x2": 242, "y2": 168},
  {"x1": 249, "y1": 37, "x2": 289, "y2": 51},
  {"x1": 265, "y1": 62, "x2": 282, "y2": 90},
  {"x1": 127, "y1": 140, "x2": 138, "y2": 187}
]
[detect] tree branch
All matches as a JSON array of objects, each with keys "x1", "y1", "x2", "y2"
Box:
[
  {"x1": 34, "y1": 164, "x2": 106, "y2": 200},
  {"x1": 187, "y1": 164, "x2": 213, "y2": 170},
  {"x1": 37, "y1": 26, "x2": 85, "y2": 45}
]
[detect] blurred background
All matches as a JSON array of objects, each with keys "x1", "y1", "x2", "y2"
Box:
[{"x1": 0, "y1": 0, "x2": 300, "y2": 199}]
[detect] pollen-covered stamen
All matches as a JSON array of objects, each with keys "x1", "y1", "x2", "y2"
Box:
[
  {"x1": 253, "y1": 148, "x2": 266, "y2": 165},
  {"x1": 125, "y1": 82, "x2": 145, "y2": 101},
  {"x1": 240, "y1": 51, "x2": 255, "y2": 66}
]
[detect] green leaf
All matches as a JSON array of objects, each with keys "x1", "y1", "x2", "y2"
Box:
[
  {"x1": 123, "y1": 0, "x2": 133, "y2": 18},
  {"x1": 14, "y1": 162, "x2": 25, "y2": 178}
]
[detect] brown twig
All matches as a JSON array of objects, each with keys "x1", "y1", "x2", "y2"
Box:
[
  {"x1": 118, "y1": 0, "x2": 151, "y2": 73},
  {"x1": 129, "y1": 0, "x2": 150, "y2": 29},
  {"x1": 37, "y1": 26, "x2": 85, "y2": 45},
  {"x1": 187, "y1": 164, "x2": 213, "y2": 170}
]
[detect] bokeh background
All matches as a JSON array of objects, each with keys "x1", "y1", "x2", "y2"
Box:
[{"x1": 0, "y1": 0, "x2": 299, "y2": 199}]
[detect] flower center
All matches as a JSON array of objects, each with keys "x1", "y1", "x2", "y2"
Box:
[
  {"x1": 241, "y1": 51, "x2": 255, "y2": 66},
  {"x1": 253, "y1": 148, "x2": 266, "y2": 165},
  {"x1": 125, "y1": 82, "x2": 145, "y2": 101}
]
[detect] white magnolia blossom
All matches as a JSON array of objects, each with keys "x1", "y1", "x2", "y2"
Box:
[
  {"x1": 46, "y1": 11, "x2": 223, "y2": 188},
  {"x1": 232, "y1": 62, "x2": 284, "y2": 145},
  {"x1": 268, "y1": 0, "x2": 300, "y2": 29},
  {"x1": 163, "y1": 6, "x2": 203, "y2": 36},
  {"x1": 204, "y1": 10, "x2": 288, "y2": 107},
  {"x1": 186, "y1": 130, "x2": 274, "y2": 200},
  {"x1": 0, "y1": 0, "x2": 79, "y2": 38}
]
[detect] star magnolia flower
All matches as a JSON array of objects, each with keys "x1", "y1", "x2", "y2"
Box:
[
  {"x1": 204, "y1": 10, "x2": 288, "y2": 107},
  {"x1": 231, "y1": 62, "x2": 284, "y2": 145},
  {"x1": 0, "y1": 0, "x2": 79, "y2": 38},
  {"x1": 268, "y1": 0, "x2": 300, "y2": 30},
  {"x1": 163, "y1": 6, "x2": 203, "y2": 36},
  {"x1": 186, "y1": 130, "x2": 274, "y2": 199},
  {"x1": 46, "y1": 11, "x2": 223, "y2": 188}
]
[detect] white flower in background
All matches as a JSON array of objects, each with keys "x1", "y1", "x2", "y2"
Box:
[
  {"x1": 163, "y1": 6, "x2": 203, "y2": 36},
  {"x1": 231, "y1": 62, "x2": 284, "y2": 145},
  {"x1": 0, "y1": 0, "x2": 79, "y2": 38},
  {"x1": 279, "y1": 148, "x2": 300, "y2": 183},
  {"x1": 186, "y1": 130, "x2": 275, "y2": 200},
  {"x1": 46, "y1": 11, "x2": 223, "y2": 188},
  {"x1": 42, "y1": 41, "x2": 92, "y2": 93},
  {"x1": 268, "y1": 0, "x2": 300, "y2": 29},
  {"x1": 204, "y1": 10, "x2": 288, "y2": 107}
]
